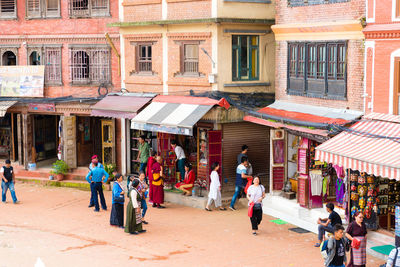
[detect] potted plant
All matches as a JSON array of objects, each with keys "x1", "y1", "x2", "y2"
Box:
[
  {"x1": 104, "y1": 163, "x2": 116, "y2": 184},
  {"x1": 51, "y1": 160, "x2": 69, "y2": 181},
  {"x1": 194, "y1": 179, "x2": 208, "y2": 197}
]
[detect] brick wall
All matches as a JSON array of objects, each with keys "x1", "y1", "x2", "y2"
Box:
[
  {"x1": 0, "y1": 0, "x2": 120, "y2": 98},
  {"x1": 276, "y1": 0, "x2": 365, "y2": 24},
  {"x1": 123, "y1": 3, "x2": 162, "y2": 22},
  {"x1": 167, "y1": 0, "x2": 211, "y2": 20},
  {"x1": 275, "y1": 39, "x2": 364, "y2": 111}
]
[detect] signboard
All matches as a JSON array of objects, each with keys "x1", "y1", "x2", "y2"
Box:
[
  {"x1": 0, "y1": 66, "x2": 45, "y2": 97},
  {"x1": 28, "y1": 103, "x2": 55, "y2": 112},
  {"x1": 297, "y1": 148, "x2": 308, "y2": 174},
  {"x1": 298, "y1": 175, "x2": 308, "y2": 208}
]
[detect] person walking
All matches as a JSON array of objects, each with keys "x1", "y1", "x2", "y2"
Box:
[
  {"x1": 88, "y1": 155, "x2": 103, "y2": 208},
  {"x1": 138, "y1": 171, "x2": 149, "y2": 224},
  {"x1": 85, "y1": 162, "x2": 109, "y2": 212},
  {"x1": 137, "y1": 135, "x2": 150, "y2": 175},
  {"x1": 345, "y1": 212, "x2": 367, "y2": 267},
  {"x1": 175, "y1": 162, "x2": 196, "y2": 196},
  {"x1": 125, "y1": 179, "x2": 146, "y2": 235},
  {"x1": 171, "y1": 140, "x2": 186, "y2": 182},
  {"x1": 229, "y1": 157, "x2": 252, "y2": 211},
  {"x1": 205, "y1": 162, "x2": 225, "y2": 211},
  {"x1": 151, "y1": 156, "x2": 165, "y2": 208},
  {"x1": 110, "y1": 173, "x2": 125, "y2": 228},
  {"x1": 325, "y1": 224, "x2": 347, "y2": 267},
  {"x1": 246, "y1": 176, "x2": 265, "y2": 235},
  {"x1": 1, "y1": 159, "x2": 18, "y2": 204},
  {"x1": 315, "y1": 203, "x2": 342, "y2": 247}
]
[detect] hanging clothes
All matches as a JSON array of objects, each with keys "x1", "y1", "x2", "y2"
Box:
[
  {"x1": 336, "y1": 178, "x2": 345, "y2": 204},
  {"x1": 310, "y1": 170, "x2": 323, "y2": 196},
  {"x1": 333, "y1": 164, "x2": 345, "y2": 178}
]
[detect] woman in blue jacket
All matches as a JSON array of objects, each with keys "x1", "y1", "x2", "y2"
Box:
[{"x1": 110, "y1": 174, "x2": 125, "y2": 228}]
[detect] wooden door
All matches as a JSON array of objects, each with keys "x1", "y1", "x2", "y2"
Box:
[
  {"x1": 63, "y1": 116, "x2": 77, "y2": 168},
  {"x1": 101, "y1": 119, "x2": 114, "y2": 165},
  {"x1": 208, "y1": 130, "x2": 222, "y2": 182},
  {"x1": 22, "y1": 114, "x2": 33, "y2": 168}
]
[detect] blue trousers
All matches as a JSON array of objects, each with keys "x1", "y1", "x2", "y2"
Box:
[
  {"x1": 177, "y1": 159, "x2": 186, "y2": 182},
  {"x1": 139, "y1": 162, "x2": 147, "y2": 173},
  {"x1": 141, "y1": 198, "x2": 147, "y2": 218},
  {"x1": 2, "y1": 181, "x2": 17, "y2": 203},
  {"x1": 89, "y1": 182, "x2": 95, "y2": 206},
  {"x1": 230, "y1": 185, "x2": 243, "y2": 208},
  {"x1": 91, "y1": 182, "x2": 107, "y2": 211},
  {"x1": 318, "y1": 222, "x2": 334, "y2": 241}
]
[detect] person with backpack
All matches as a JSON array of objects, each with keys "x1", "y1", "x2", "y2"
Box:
[
  {"x1": 1, "y1": 159, "x2": 18, "y2": 204},
  {"x1": 324, "y1": 224, "x2": 347, "y2": 267},
  {"x1": 386, "y1": 246, "x2": 400, "y2": 267}
]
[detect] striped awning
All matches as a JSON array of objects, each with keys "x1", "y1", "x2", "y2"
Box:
[
  {"x1": 131, "y1": 95, "x2": 230, "y2": 136},
  {"x1": 0, "y1": 101, "x2": 17, "y2": 117},
  {"x1": 315, "y1": 115, "x2": 400, "y2": 180}
]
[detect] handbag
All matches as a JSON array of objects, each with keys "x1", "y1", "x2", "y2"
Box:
[
  {"x1": 248, "y1": 202, "x2": 255, "y2": 217},
  {"x1": 351, "y1": 238, "x2": 361, "y2": 250},
  {"x1": 113, "y1": 195, "x2": 124, "y2": 203}
]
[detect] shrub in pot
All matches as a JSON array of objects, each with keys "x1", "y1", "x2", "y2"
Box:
[{"x1": 51, "y1": 160, "x2": 69, "y2": 181}]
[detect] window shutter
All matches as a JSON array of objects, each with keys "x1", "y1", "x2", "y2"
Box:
[
  {"x1": 0, "y1": 0, "x2": 16, "y2": 17},
  {"x1": 27, "y1": 0, "x2": 41, "y2": 18},
  {"x1": 46, "y1": 0, "x2": 60, "y2": 17}
]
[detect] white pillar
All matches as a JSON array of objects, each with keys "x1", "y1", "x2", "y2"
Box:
[
  {"x1": 162, "y1": 33, "x2": 168, "y2": 95},
  {"x1": 121, "y1": 118, "x2": 127, "y2": 175}
]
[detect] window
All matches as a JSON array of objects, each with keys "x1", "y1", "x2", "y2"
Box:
[
  {"x1": 27, "y1": 45, "x2": 62, "y2": 85},
  {"x1": 287, "y1": 41, "x2": 347, "y2": 99},
  {"x1": 232, "y1": 35, "x2": 259, "y2": 81},
  {"x1": 137, "y1": 44, "x2": 152, "y2": 72},
  {"x1": 2, "y1": 51, "x2": 16, "y2": 65},
  {"x1": 0, "y1": 0, "x2": 16, "y2": 18},
  {"x1": 183, "y1": 44, "x2": 198, "y2": 74},
  {"x1": 26, "y1": 0, "x2": 60, "y2": 18},
  {"x1": 69, "y1": 0, "x2": 109, "y2": 17},
  {"x1": 69, "y1": 46, "x2": 110, "y2": 85},
  {"x1": 288, "y1": 0, "x2": 348, "y2": 7}
]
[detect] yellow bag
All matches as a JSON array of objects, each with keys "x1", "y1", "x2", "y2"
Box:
[{"x1": 152, "y1": 173, "x2": 163, "y2": 186}]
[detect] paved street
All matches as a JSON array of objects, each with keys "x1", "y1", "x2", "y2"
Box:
[{"x1": 0, "y1": 183, "x2": 385, "y2": 267}]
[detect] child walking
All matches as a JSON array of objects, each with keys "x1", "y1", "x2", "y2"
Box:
[
  {"x1": 1, "y1": 159, "x2": 18, "y2": 204},
  {"x1": 325, "y1": 224, "x2": 347, "y2": 267}
]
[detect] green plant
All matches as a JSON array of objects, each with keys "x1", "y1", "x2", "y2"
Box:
[
  {"x1": 104, "y1": 163, "x2": 116, "y2": 183},
  {"x1": 51, "y1": 160, "x2": 69, "y2": 175}
]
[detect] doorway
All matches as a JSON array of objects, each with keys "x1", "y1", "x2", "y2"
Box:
[{"x1": 33, "y1": 115, "x2": 59, "y2": 162}]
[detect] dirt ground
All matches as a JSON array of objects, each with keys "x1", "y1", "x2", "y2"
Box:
[{"x1": 0, "y1": 183, "x2": 385, "y2": 267}]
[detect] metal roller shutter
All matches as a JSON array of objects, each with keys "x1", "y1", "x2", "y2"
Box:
[{"x1": 222, "y1": 122, "x2": 270, "y2": 194}]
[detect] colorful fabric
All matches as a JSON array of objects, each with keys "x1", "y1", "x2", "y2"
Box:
[
  {"x1": 352, "y1": 236, "x2": 367, "y2": 265},
  {"x1": 336, "y1": 179, "x2": 345, "y2": 204}
]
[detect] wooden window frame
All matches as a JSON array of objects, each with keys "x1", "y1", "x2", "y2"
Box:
[
  {"x1": 174, "y1": 40, "x2": 203, "y2": 77},
  {"x1": 0, "y1": 46, "x2": 19, "y2": 66},
  {"x1": 68, "y1": 0, "x2": 110, "y2": 18},
  {"x1": 69, "y1": 45, "x2": 111, "y2": 85},
  {"x1": 136, "y1": 43, "x2": 153, "y2": 74},
  {"x1": 0, "y1": 0, "x2": 16, "y2": 19},
  {"x1": 287, "y1": 41, "x2": 347, "y2": 99},
  {"x1": 394, "y1": 58, "x2": 400, "y2": 115},
  {"x1": 232, "y1": 35, "x2": 259, "y2": 81},
  {"x1": 26, "y1": 0, "x2": 60, "y2": 19}
]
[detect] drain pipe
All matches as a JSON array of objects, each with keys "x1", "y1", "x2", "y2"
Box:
[{"x1": 105, "y1": 33, "x2": 121, "y2": 77}]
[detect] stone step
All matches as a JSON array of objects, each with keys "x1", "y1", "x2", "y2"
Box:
[{"x1": 15, "y1": 176, "x2": 111, "y2": 191}]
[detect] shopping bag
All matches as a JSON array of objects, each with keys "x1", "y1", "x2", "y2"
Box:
[{"x1": 248, "y1": 202, "x2": 255, "y2": 217}]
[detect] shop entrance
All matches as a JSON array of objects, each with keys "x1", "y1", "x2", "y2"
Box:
[
  {"x1": 76, "y1": 116, "x2": 102, "y2": 167},
  {"x1": 33, "y1": 115, "x2": 59, "y2": 163},
  {"x1": 0, "y1": 113, "x2": 17, "y2": 160}
]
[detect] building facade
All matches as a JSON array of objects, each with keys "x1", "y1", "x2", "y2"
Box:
[
  {"x1": 0, "y1": 0, "x2": 122, "y2": 171},
  {"x1": 364, "y1": 0, "x2": 400, "y2": 114}
]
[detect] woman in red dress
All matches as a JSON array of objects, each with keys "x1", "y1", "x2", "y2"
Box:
[
  {"x1": 151, "y1": 155, "x2": 165, "y2": 208},
  {"x1": 146, "y1": 151, "x2": 156, "y2": 203},
  {"x1": 175, "y1": 162, "x2": 196, "y2": 196}
]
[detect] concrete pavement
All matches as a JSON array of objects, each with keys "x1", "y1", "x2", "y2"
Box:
[{"x1": 0, "y1": 183, "x2": 385, "y2": 267}]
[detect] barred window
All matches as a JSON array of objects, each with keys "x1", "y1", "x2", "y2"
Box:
[
  {"x1": 69, "y1": 0, "x2": 109, "y2": 18},
  {"x1": 287, "y1": 41, "x2": 347, "y2": 99},
  {"x1": 0, "y1": 0, "x2": 16, "y2": 18},
  {"x1": 26, "y1": 0, "x2": 60, "y2": 18},
  {"x1": 137, "y1": 44, "x2": 152, "y2": 72},
  {"x1": 27, "y1": 45, "x2": 62, "y2": 85},
  {"x1": 183, "y1": 44, "x2": 199, "y2": 74},
  {"x1": 69, "y1": 46, "x2": 110, "y2": 85}
]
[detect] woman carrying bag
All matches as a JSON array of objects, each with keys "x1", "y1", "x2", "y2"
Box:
[
  {"x1": 345, "y1": 211, "x2": 367, "y2": 267},
  {"x1": 246, "y1": 176, "x2": 265, "y2": 235},
  {"x1": 110, "y1": 174, "x2": 125, "y2": 228}
]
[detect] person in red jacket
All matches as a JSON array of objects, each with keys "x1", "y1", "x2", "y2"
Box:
[{"x1": 175, "y1": 162, "x2": 196, "y2": 196}]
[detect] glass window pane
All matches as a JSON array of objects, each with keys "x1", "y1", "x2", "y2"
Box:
[
  {"x1": 232, "y1": 36, "x2": 238, "y2": 46},
  {"x1": 232, "y1": 48, "x2": 239, "y2": 80},
  {"x1": 251, "y1": 48, "x2": 257, "y2": 78},
  {"x1": 240, "y1": 36, "x2": 249, "y2": 79},
  {"x1": 251, "y1": 36, "x2": 258, "y2": 46}
]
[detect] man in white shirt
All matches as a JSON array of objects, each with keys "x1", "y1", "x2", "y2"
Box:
[{"x1": 171, "y1": 140, "x2": 186, "y2": 182}]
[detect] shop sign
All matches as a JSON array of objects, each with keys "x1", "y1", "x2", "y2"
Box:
[
  {"x1": 298, "y1": 175, "x2": 308, "y2": 207},
  {"x1": 28, "y1": 103, "x2": 55, "y2": 112},
  {"x1": 0, "y1": 66, "x2": 45, "y2": 97}
]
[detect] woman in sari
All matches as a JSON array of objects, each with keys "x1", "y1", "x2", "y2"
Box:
[
  {"x1": 152, "y1": 155, "x2": 165, "y2": 208},
  {"x1": 110, "y1": 174, "x2": 125, "y2": 228},
  {"x1": 125, "y1": 179, "x2": 146, "y2": 235},
  {"x1": 345, "y1": 211, "x2": 367, "y2": 267}
]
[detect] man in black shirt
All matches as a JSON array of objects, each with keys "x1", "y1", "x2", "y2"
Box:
[
  {"x1": 325, "y1": 224, "x2": 347, "y2": 267},
  {"x1": 1, "y1": 159, "x2": 18, "y2": 203},
  {"x1": 315, "y1": 202, "x2": 342, "y2": 247}
]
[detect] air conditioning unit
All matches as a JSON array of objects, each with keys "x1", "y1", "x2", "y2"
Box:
[{"x1": 208, "y1": 73, "x2": 217, "y2": 84}]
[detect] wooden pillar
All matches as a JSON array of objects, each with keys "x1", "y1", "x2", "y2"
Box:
[
  {"x1": 22, "y1": 114, "x2": 33, "y2": 169},
  {"x1": 112, "y1": 118, "x2": 116, "y2": 165},
  {"x1": 63, "y1": 115, "x2": 77, "y2": 169},
  {"x1": 17, "y1": 114, "x2": 22, "y2": 166}
]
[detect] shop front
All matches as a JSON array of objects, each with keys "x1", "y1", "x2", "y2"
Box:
[
  {"x1": 316, "y1": 113, "x2": 400, "y2": 237},
  {"x1": 0, "y1": 102, "x2": 17, "y2": 160}
]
